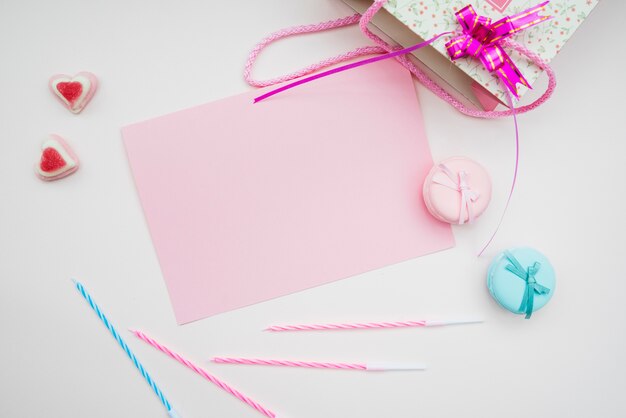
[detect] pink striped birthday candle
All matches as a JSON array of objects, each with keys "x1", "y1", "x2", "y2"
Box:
[
  {"x1": 212, "y1": 357, "x2": 426, "y2": 371},
  {"x1": 266, "y1": 319, "x2": 482, "y2": 332},
  {"x1": 131, "y1": 330, "x2": 279, "y2": 418}
]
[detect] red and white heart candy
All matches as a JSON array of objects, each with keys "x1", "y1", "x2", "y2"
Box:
[
  {"x1": 36, "y1": 135, "x2": 79, "y2": 181},
  {"x1": 49, "y1": 72, "x2": 98, "y2": 114}
]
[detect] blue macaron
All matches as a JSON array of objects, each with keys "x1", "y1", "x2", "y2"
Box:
[{"x1": 487, "y1": 247, "x2": 555, "y2": 319}]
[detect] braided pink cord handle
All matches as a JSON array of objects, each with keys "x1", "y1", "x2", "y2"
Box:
[
  {"x1": 131, "y1": 331, "x2": 278, "y2": 418},
  {"x1": 244, "y1": 0, "x2": 556, "y2": 118},
  {"x1": 244, "y1": 13, "x2": 386, "y2": 88},
  {"x1": 213, "y1": 357, "x2": 367, "y2": 370},
  {"x1": 266, "y1": 320, "x2": 427, "y2": 332}
]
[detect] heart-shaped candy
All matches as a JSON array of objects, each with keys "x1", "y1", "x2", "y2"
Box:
[
  {"x1": 49, "y1": 72, "x2": 98, "y2": 114},
  {"x1": 36, "y1": 135, "x2": 79, "y2": 181}
]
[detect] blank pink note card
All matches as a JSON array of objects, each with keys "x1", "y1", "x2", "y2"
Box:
[{"x1": 122, "y1": 60, "x2": 454, "y2": 324}]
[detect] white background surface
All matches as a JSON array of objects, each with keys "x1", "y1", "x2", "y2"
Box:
[{"x1": 1, "y1": 1, "x2": 624, "y2": 417}]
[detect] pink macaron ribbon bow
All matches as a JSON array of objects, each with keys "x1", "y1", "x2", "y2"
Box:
[
  {"x1": 445, "y1": 1, "x2": 550, "y2": 98},
  {"x1": 433, "y1": 164, "x2": 480, "y2": 225}
]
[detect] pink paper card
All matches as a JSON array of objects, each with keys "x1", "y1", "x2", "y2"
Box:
[{"x1": 122, "y1": 60, "x2": 454, "y2": 324}]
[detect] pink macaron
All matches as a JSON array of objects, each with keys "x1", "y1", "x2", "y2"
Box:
[{"x1": 423, "y1": 157, "x2": 491, "y2": 225}]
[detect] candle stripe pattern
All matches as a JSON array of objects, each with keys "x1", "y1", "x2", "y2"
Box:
[
  {"x1": 131, "y1": 330, "x2": 278, "y2": 418},
  {"x1": 213, "y1": 357, "x2": 367, "y2": 370},
  {"x1": 266, "y1": 320, "x2": 428, "y2": 332},
  {"x1": 72, "y1": 280, "x2": 174, "y2": 414}
]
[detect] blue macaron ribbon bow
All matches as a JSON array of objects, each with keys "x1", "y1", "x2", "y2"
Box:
[{"x1": 504, "y1": 251, "x2": 551, "y2": 319}]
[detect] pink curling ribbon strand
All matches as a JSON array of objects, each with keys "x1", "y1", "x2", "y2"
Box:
[
  {"x1": 130, "y1": 330, "x2": 278, "y2": 418},
  {"x1": 445, "y1": 2, "x2": 550, "y2": 98},
  {"x1": 477, "y1": 90, "x2": 519, "y2": 256},
  {"x1": 266, "y1": 319, "x2": 482, "y2": 332},
  {"x1": 254, "y1": 31, "x2": 452, "y2": 103},
  {"x1": 432, "y1": 164, "x2": 480, "y2": 225}
]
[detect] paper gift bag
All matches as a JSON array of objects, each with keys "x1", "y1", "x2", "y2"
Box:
[{"x1": 343, "y1": 0, "x2": 598, "y2": 110}]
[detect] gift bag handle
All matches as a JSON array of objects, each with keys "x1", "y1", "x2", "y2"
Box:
[{"x1": 243, "y1": 14, "x2": 387, "y2": 88}]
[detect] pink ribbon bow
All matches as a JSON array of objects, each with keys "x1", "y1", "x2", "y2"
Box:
[
  {"x1": 433, "y1": 164, "x2": 480, "y2": 225},
  {"x1": 445, "y1": 1, "x2": 550, "y2": 98}
]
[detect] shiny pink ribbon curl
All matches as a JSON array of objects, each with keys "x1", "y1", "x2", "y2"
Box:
[{"x1": 445, "y1": 1, "x2": 550, "y2": 98}]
